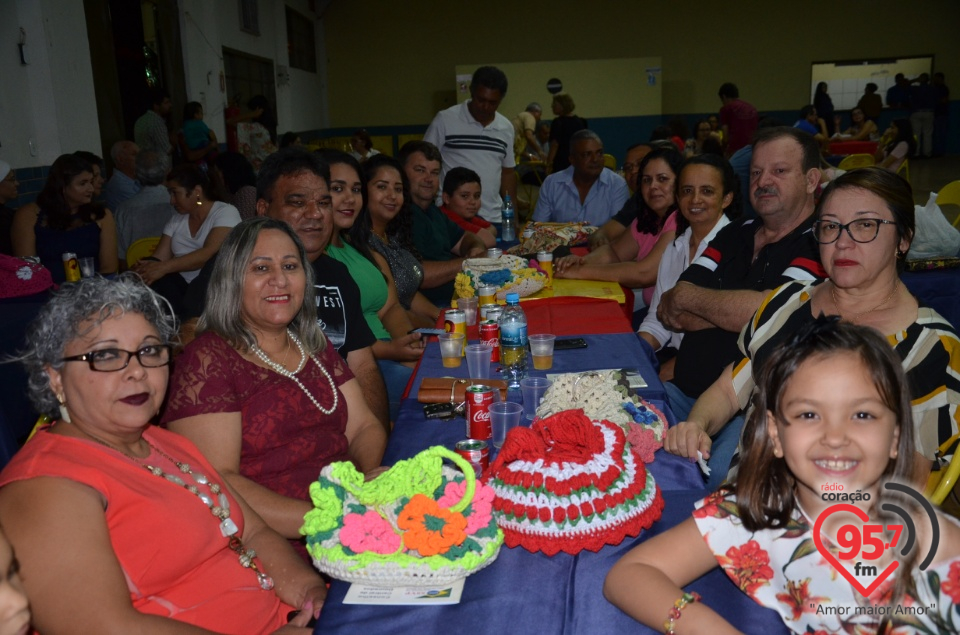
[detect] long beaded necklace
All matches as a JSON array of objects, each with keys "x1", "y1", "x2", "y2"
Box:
[
  {"x1": 250, "y1": 329, "x2": 339, "y2": 415},
  {"x1": 81, "y1": 429, "x2": 275, "y2": 591},
  {"x1": 831, "y1": 280, "x2": 900, "y2": 324}
]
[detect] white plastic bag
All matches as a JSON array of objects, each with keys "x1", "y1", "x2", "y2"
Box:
[{"x1": 908, "y1": 192, "x2": 960, "y2": 260}]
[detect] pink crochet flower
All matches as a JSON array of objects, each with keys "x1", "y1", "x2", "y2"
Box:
[
  {"x1": 437, "y1": 480, "x2": 494, "y2": 534},
  {"x1": 339, "y1": 510, "x2": 402, "y2": 554},
  {"x1": 627, "y1": 424, "x2": 662, "y2": 464}
]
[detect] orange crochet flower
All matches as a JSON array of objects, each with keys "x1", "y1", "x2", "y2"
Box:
[{"x1": 397, "y1": 494, "x2": 468, "y2": 556}]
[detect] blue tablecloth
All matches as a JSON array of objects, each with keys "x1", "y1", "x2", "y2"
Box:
[
  {"x1": 408, "y1": 332, "x2": 667, "y2": 403},
  {"x1": 313, "y1": 324, "x2": 788, "y2": 634},
  {"x1": 314, "y1": 489, "x2": 788, "y2": 634}
]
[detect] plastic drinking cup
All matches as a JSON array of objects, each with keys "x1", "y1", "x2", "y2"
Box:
[
  {"x1": 79, "y1": 257, "x2": 96, "y2": 278},
  {"x1": 520, "y1": 377, "x2": 552, "y2": 420},
  {"x1": 529, "y1": 334, "x2": 556, "y2": 370},
  {"x1": 465, "y1": 343, "x2": 493, "y2": 379},
  {"x1": 458, "y1": 296, "x2": 479, "y2": 326},
  {"x1": 490, "y1": 401, "x2": 523, "y2": 448},
  {"x1": 439, "y1": 332, "x2": 465, "y2": 368}
]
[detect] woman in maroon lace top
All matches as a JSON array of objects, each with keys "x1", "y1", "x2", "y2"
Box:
[{"x1": 164, "y1": 218, "x2": 386, "y2": 547}]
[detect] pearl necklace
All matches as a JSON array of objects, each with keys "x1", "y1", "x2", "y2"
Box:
[
  {"x1": 250, "y1": 329, "x2": 339, "y2": 415},
  {"x1": 831, "y1": 280, "x2": 900, "y2": 324},
  {"x1": 81, "y1": 430, "x2": 275, "y2": 591}
]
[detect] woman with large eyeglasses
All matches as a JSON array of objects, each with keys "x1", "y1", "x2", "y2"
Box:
[
  {"x1": 0, "y1": 274, "x2": 326, "y2": 633},
  {"x1": 664, "y1": 167, "x2": 960, "y2": 488}
]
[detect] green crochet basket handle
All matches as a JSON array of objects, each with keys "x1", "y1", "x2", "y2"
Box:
[{"x1": 336, "y1": 445, "x2": 477, "y2": 514}]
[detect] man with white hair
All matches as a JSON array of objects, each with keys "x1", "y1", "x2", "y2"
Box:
[
  {"x1": 532, "y1": 129, "x2": 629, "y2": 225},
  {"x1": 114, "y1": 150, "x2": 174, "y2": 262},
  {"x1": 104, "y1": 140, "x2": 140, "y2": 211}
]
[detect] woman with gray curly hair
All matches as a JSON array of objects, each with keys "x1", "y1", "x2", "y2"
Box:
[
  {"x1": 164, "y1": 218, "x2": 386, "y2": 550},
  {"x1": 0, "y1": 273, "x2": 326, "y2": 634}
]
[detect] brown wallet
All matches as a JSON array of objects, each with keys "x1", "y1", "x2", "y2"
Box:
[{"x1": 417, "y1": 378, "x2": 509, "y2": 403}]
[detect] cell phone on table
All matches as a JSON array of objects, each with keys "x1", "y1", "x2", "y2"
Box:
[
  {"x1": 553, "y1": 338, "x2": 588, "y2": 350},
  {"x1": 409, "y1": 328, "x2": 446, "y2": 336}
]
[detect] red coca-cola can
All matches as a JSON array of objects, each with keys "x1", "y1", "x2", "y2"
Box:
[
  {"x1": 465, "y1": 384, "x2": 495, "y2": 441},
  {"x1": 455, "y1": 439, "x2": 489, "y2": 479},
  {"x1": 479, "y1": 320, "x2": 500, "y2": 363}
]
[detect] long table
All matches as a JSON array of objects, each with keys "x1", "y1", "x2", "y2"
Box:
[{"x1": 314, "y1": 298, "x2": 789, "y2": 634}]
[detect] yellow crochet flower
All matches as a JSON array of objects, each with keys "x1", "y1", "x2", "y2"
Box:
[{"x1": 454, "y1": 273, "x2": 475, "y2": 299}]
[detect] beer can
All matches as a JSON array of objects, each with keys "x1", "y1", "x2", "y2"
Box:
[
  {"x1": 486, "y1": 247, "x2": 502, "y2": 259},
  {"x1": 455, "y1": 439, "x2": 489, "y2": 479},
  {"x1": 478, "y1": 285, "x2": 497, "y2": 306},
  {"x1": 62, "y1": 252, "x2": 81, "y2": 282},
  {"x1": 479, "y1": 303, "x2": 498, "y2": 320},
  {"x1": 465, "y1": 384, "x2": 496, "y2": 441},
  {"x1": 484, "y1": 305, "x2": 503, "y2": 323},
  {"x1": 443, "y1": 308, "x2": 466, "y2": 355},
  {"x1": 479, "y1": 320, "x2": 501, "y2": 363}
]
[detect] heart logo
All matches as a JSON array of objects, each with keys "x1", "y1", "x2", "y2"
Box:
[{"x1": 813, "y1": 503, "x2": 899, "y2": 598}]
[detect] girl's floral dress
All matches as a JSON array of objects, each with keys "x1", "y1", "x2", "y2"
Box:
[{"x1": 693, "y1": 490, "x2": 960, "y2": 634}]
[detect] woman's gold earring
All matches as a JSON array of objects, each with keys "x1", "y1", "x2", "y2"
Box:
[{"x1": 57, "y1": 393, "x2": 72, "y2": 424}]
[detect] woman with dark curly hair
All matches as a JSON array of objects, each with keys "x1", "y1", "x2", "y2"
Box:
[
  {"x1": 11, "y1": 153, "x2": 118, "y2": 283},
  {"x1": 554, "y1": 147, "x2": 683, "y2": 309}
]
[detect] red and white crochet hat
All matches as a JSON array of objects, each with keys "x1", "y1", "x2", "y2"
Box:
[{"x1": 488, "y1": 409, "x2": 663, "y2": 555}]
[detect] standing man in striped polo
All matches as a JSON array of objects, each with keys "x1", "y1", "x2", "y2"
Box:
[{"x1": 424, "y1": 66, "x2": 517, "y2": 226}]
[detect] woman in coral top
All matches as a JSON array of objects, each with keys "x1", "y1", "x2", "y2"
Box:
[{"x1": 0, "y1": 274, "x2": 324, "y2": 634}]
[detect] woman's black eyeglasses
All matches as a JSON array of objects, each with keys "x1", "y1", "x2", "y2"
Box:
[
  {"x1": 61, "y1": 344, "x2": 173, "y2": 372},
  {"x1": 812, "y1": 219, "x2": 896, "y2": 244}
]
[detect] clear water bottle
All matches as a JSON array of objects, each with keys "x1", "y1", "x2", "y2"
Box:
[
  {"x1": 501, "y1": 195, "x2": 516, "y2": 242},
  {"x1": 498, "y1": 292, "x2": 527, "y2": 388}
]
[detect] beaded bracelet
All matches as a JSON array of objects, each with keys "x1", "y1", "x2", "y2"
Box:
[{"x1": 663, "y1": 591, "x2": 701, "y2": 635}]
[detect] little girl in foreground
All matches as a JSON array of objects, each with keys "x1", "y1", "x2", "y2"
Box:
[{"x1": 605, "y1": 318, "x2": 960, "y2": 634}]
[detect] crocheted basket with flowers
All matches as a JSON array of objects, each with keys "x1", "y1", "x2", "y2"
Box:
[
  {"x1": 301, "y1": 446, "x2": 504, "y2": 587},
  {"x1": 488, "y1": 409, "x2": 664, "y2": 556}
]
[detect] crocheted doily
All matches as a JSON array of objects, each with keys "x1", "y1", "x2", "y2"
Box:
[
  {"x1": 536, "y1": 370, "x2": 668, "y2": 442},
  {"x1": 488, "y1": 410, "x2": 664, "y2": 555}
]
